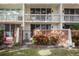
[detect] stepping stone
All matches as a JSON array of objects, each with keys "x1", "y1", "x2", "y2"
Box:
[{"x1": 38, "y1": 49, "x2": 51, "y2": 56}]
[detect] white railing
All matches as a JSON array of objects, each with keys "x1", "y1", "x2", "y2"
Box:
[
  {"x1": 64, "y1": 14, "x2": 79, "y2": 22},
  {"x1": 25, "y1": 14, "x2": 60, "y2": 22},
  {"x1": 0, "y1": 14, "x2": 22, "y2": 21}
]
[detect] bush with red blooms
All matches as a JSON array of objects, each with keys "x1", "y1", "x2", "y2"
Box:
[
  {"x1": 32, "y1": 29, "x2": 68, "y2": 47},
  {"x1": 72, "y1": 30, "x2": 79, "y2": 47},
  {"x1": 33, "y1": 35, "x2": 49, "y2": 45}
]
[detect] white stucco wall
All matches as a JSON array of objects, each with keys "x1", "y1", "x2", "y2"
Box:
[
  {"x1": 0, "y1": 4, "x2": 22, "y2": 9},
  {"x1": 63, "y1": 4, "x2": 79, "y2": 9}
]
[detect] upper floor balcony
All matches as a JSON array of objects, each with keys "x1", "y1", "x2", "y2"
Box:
[
  {"x1": 0, "y1": 4, "x2": 23, "y2": 22},
  {"x1": 64, "y1": 14, "x2": 79, "y2": 23},
  {"x1": 24, "y1": 14, "x2": 61, "y2": 23},
  {"x1": 0, "y1": 14, "x2": 22, "y2": 22},
  {"x1": 25, "y1": 14, "x2": 79, "y2": 23}
]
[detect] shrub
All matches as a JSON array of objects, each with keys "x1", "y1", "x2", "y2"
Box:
[
  {"x1": 0, "y1": 30, "x2": 4, "y2": 45},
  {"x1": 72, "y1": 30, "x2": 79, "y2": 46},
  {"x1": 33, "y1": 29, "x2": 49, "y2": 45},
  {"x1": 49, "y1": 36, "x2": 59, "y2": 45},
  {"x1": 32, "y1": 29, "x2": 68, "y2": 47},
  {"x1": 33, "y1": 35, "x2": 49, "y2": 45}
]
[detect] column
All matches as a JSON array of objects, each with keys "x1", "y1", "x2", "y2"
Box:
[
  {"x1": 16, "y1": 27, "x2": 19, "y2": 43},
  {"x1": 60, "y1": 3, "x2": 63, "y2": 29},
  {"x1": 22, "y1": 3, "x2": 25, "y2": 40},
  {"x1": 68, "y1": 29, "x2": 73, "y2": 49},
  {"x1": 22, "y1": 3, "x2": 25, "y2": 30}
]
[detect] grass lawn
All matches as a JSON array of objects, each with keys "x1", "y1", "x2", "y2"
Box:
[{"x1": 0, "y1": 48, "x2": 79, "y2": 56}]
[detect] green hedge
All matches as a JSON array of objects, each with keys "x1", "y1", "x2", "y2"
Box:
[{"x1": 69, "y1": 23, "x2": 79, "y2": 30}]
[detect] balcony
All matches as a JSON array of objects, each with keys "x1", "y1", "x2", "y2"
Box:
[
  {"x1": 64, "y1": 14, "x2": 79, "y2": 23},
  {"x1": 24, "y1": 14, "x2": 61, "y2": 23},
  {"x1": 0, "y1": 14, "x2": 22, "y2": 22}
]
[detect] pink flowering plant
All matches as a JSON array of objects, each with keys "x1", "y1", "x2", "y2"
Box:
[{"x1": 32, "y1": 29, "x2": 68, "y2": 47}]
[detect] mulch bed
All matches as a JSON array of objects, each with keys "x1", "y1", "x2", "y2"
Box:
[{"x1": 26, "y1": 44, "x2": 64, "y2": 49}]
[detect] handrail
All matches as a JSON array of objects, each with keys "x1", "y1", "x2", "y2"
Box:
[
  {"x1": 24, "y1": 14, "x2": 61, "y2": 22},
  {"x1": 64, "y1": 14, "x2": 79, "y2": 21},
  {"x1": 0, "y1": 14, "x2": 22, "y2": 21},
  {"x1": 24, "y1": 14, "x2": 60, "y2": 15}
]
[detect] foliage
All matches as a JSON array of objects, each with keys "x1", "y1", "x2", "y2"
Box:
[
  {"x1": 14, "y1": 43, "x2": 20, "y2": 46},
  {"x1": 33, "y1": 35, "x2": 49, "y2": 45},
  {"x1": 49, "y1": 36, "x2": 58, "y2": 45},
  {"x1": 0, "y1": 30, "x2": 4, "y2": 45},
  {"x1": 72, "y1": 30, "x2": 79, "y2": 46},
  {"x1": 70, "y1": 23, "x2": 79, "y2": 30},
  {"x1": 32, "y1": 30, "x2": 68, "y2": 47}
]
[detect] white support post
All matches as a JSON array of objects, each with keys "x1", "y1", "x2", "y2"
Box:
[
  {"x1": 16, "y1": 27, "x2": 19, "y2": 43},
  {"x1": 22, "y1": 3, "x2": 25, "y2": 40},
  {"x1": 60, "y1": 3, "x2": 63, "y2": 29},
  {"x1": 22, "y1": 3, "x2": 25, "y2": 30},
  {"x1": 68, "y1": 29, "x2": 73, "y2": 49}
]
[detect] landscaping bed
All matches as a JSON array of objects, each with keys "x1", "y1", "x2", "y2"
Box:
[{"x1": 27, "y1": 44, "x2": 64, "y2": 49}]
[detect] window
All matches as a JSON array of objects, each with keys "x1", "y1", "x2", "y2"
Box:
[
  {"x1": 31, "y1": 24, "x2": 51, "y2": 30},
  {"x1": 64, "y1": 9, "x2": 79, "y2": 14},
  {"x1": 70, "y1": 9, "x2": 74, "y2": 14},
  {"x1": 31, "y1": 8, "x2": 35, "y2": 14},
  {"x1": 36, "y1": 8, "x2": 40, "y2": 14},
  {"x1": 41, "y1": 24, "x2": 46, "y2": 30},
  {"x1": 47, "y1": 8, "x2": 52, "y2": 14},
  {"x1": 75, "y1": 9, "x2": 79, "y2": 14},
  {"x1": 0, "y1": 9, "x2": 21, "y2": 14},
  {"x1": 31, "y1": 24, "x2": 51, "y2": 36},
  {"x1": 30, "y1": 8, "x2": 52, "y2": 14},
  {"x1": 5, "y1": 24, "x2": 10, "y2": 31},
  {"x1": 36, "y1": 24, "x2": 40, "y2": 29},
  {"x1": 30, "y1": 8, "x2": 52, "y2": 21},
  {"x1": 41, "y1": 8, "x2": 46, "y2": 14}
]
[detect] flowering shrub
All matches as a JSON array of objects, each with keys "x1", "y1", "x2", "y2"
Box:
[
  {"x1": 33, "y1": 35, "x2": 49, "y2": 45},
  {"x1": 49, "y1": 31, "x2": 59, "y2": 45},
  {"x1": 32, "y1": 29, "x2": 49, "y2": 45},
  {"x1": 72, "y1": 30, "x2": 79, "y2": 47},
  {"x1": 32, "y1": 29, "x2": 68, "y2": 47}
]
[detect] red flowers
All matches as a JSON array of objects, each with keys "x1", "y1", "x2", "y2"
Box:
[{"x1": 32, "y1": 29, "x2": 68, "y2": 47}]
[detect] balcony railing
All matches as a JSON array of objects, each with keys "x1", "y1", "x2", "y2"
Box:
[
  {"x1": 0, "y1": 14, "x2": 22, "y2": 21},
  {"x1": 1, "y1": 14, "x2": 79, "y2": 22},
  {"x1": 25, "y1": 14, "x2": 61, "y2": 22},
  {"x1": 64, "y1": 14, "x2": 79, "y2": 22}
]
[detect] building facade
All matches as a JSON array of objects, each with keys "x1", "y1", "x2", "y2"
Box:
[{"x1": 0, "y1": 4, "x2": 79, "y2": 45}]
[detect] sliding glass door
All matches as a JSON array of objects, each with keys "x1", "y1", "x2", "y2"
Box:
[
  {"x1": 31, "y1": 24, "x2": 51, "y2": 36},
  {"x1": 64, "y1": 9, "x2": 79, "y2": 21},
  {"x1": 30, "y1": 8, "x2": 52, "y2": 21}
]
